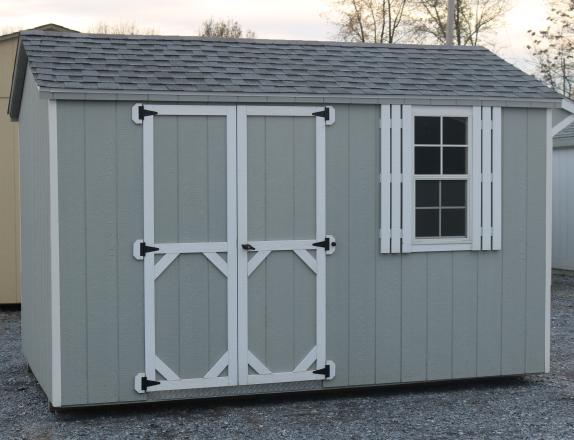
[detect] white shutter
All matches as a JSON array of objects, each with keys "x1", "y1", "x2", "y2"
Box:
[
  {"x1": 491, "y1": 107, "x2": 502, "y2": 250},
  {"x1": 473, "y1": 106, "x2": 502, "y2": 251},
  {"x1": 381, "y1": 105, "x2": 501, "y2": 254},
  {"x1": 471, "y1": 107, "x2": 482, "y2": 250},
  {"x1": 380, "y1": 105, "x2": 392, "y2": 253},
  {"x1": 380, "y1": 104, "x2": 412, "y2": 254}
]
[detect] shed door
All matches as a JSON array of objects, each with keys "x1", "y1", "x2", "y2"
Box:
[
  {"x1": 134, "y1": 105, "x2": 237, "y2": 393},
  {"x1": 237, "y1": 106, "x2": 335, "y2": 385}
]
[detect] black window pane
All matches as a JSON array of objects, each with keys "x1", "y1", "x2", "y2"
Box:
[
  {"x1": 415, "y1": 117, "x2": 440, "y2": 144},
  {"x1": 415, "y1": 147, "x2": 440, "y2": 174},
  {"x1": 443, "y1": 147, "x2": 467, "y2": 174},
  {"x1": 441, "y1": 180, "x2": 466, "y2": 207},
  {"x1": 416, "y1": 209, "x2": 439, "y2": 237},
  {"x1": 441, "y1": 209, "x2": 466, "y2": 236},
  {"x1": 416, "y1": 180, "x2": 439, "y2": 207},
  {"x1": 443, "y1": 117, "x2": 467, "y2": 144}
]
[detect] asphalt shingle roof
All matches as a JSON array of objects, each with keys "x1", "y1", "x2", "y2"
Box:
[
  {"x1": 18, "y1": 31, "x2": 560, "y2": 100},
  {"x1": 555, "y1": 122, "x2": 574, "y2": 139}
]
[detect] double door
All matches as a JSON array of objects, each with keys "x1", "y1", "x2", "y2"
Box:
[{"x1": 133, "y1": 105, "x2": 335, "y2": 393}]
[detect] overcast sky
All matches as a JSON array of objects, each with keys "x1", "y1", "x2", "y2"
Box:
[{"x1": 0, "y1": 0, "x2": 549, "y2": 73}]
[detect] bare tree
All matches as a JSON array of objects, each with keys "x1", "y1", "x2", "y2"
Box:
[
  {"x1": 528, "y1": 1, "x2": 574, "y2": 97},
  {"x1": 88, "y1": 22, "x2": 157, "y2": 35},
  {"x1": 198, "y1": 18, "x2": 255, "y2": 38},
  {"x1": 413, "y1": 0, "x2": 510, "y2": 46},
  {"x1": 329, "y1": 0, "x2": 411, "y2": 43}
]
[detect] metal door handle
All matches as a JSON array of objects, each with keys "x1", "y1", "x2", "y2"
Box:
[{"x1": 242, "y1": 243, "x2": 256, "y2": 251}]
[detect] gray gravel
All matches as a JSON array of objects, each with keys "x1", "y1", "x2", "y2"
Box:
[{"x1": 1, "y1": 272, "x2": 573, "y2": 440}]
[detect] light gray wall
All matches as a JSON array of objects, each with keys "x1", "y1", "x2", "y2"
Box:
[
  {"x1": 54, "y1": 102, "x2": 548, "y2": 406},
  {"x1": 553, "y1": 146, "x2": 574, "y2": 270},
  {"x1": 19, "y1": 67, "x2": 52, "y2": 400}
]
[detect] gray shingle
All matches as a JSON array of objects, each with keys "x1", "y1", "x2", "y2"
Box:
[
  {"x1": 555, "y1": 122, "x2": 574, "y2": 139},
  {"x1": 18, "y1": 30, "x2": 561, "y2": 100}
]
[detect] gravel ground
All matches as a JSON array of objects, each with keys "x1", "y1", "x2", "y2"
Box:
[{"x1": 1, "y1": 272, "x2": 573, "y2": 440}]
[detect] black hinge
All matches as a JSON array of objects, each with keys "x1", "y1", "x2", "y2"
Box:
[
  {"x1": 139, "y1": 241, "x2": 160, "y2": 257},
  {"x1": 312, "y1": 237, "x2": 336, "y2": 252},
  {"x1": 313, "y1": 364, "x2": 331, "y2": 378},
  {"x1": 138, "y1": 105, "x2": 158, "y2": 120},
  {"x1": 312, "y1": 107, "x2": 330, "y2": 120},
  {"x1": 141, "y1": 376, "x2": 160, "y2": 391}
]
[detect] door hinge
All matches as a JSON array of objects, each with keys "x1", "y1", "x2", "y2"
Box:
[
  {"x1": 138, "y1": 105, "x2": 158, "y2": 120},
  {"x1": 312, "y1": 107, "x2": 330, "y2": 120},
  {"x1": 313, "y1": 364, "x2": 331, "y2": 378},
  {"x1": 313, "y1": 236, "x2": 336, "y2": 252},
  {"x1": 139, "y1": 241, "x2": 160, "y2": 257},
  {"x1": 140, "y1": 376, "x2": 160, "y2": 392}
]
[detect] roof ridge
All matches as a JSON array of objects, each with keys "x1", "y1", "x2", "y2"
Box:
[{"x1": 19, "y1": 29, "x2": 489, "y2": 51}]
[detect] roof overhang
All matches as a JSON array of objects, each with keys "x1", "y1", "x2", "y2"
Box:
[
  {"x1": 552, "y1": 99, "x2": 574, "y2": 137},
  {"x1": 8, "y1": 39, "x2": 28, "y2": 121}
]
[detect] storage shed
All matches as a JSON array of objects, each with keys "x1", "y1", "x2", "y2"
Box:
[
  {"x1": 0, "y1": 24, "x2": 74, "y2": 304},
  {"x1": 8, "y1": 31, "x2": 571, "y2": 408},
  {"x1": 552, "y1": 121, "x2": 574, "y2": 271}
]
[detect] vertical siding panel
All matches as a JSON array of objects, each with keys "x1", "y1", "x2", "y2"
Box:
[
  {"x1": 376, "y1": 255, "x2": 402, "y2": 383},
  {"x1": 19, "y1": 70, "x2": 52, "y2": 400},
  {"x1": 427, "y1": 253, "x2": 453, "y2": 380},
  {"x1": 401, "y1": 254, "x2": 427, "y2": 382},
  {"x1": 477, "y1": 253, "x2": 502, "y2": 376},
  {"x1": 178, "y1": 116, "x2": 209, "y2": 378},
  {"x1": 58, "y1": 102, "x2": 88, "y2": 405},
  {"x1": 501, "y1": 108, "x2": 527, "y2": 375},
  {"x1": 553, "y1": 148, "x2": 574, "y2": 269},
  {"x1": 452, "y1": 253, "x2": 478, "y2": 378},
  {"x1": 154, "y1": 116, "x2": 182, "y2": 375},
  {"x1": 246, "y1": 116, "x2": 267, "y2": 366},
  {"x1": 377, "y1": 103, "x2": 402, "y2": 384},
  {"x1": 206, "y1": 116, "x2": 229, "y2": 368},
  {"x1": 525, "y1": 109, "x2": 547, "y2": 372},
  {"x1": 265, "y1": 117, "x2": 295, "y2": 371},
  {"x1": 293, "y1": 117, "x2": 317, "y2": 365},
  {"x1": 85, "y1": 102, "x2": 119, "y2": 403},
  {"x1": 116, "y1": 103, "x2": 145, "y2": 402},
  {"x1": 348, "y1": 105, "x2": 377, "y2": 385},
  {"x1": 325, "y1": 105, "x2": 350, "y2": 388}
]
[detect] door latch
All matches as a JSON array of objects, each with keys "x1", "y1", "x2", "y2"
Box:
[{"x1": 242, "y1": 243, "x2": 256, "y2": 251}]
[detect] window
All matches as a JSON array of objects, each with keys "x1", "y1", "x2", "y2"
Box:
[
  {"x1": 380, "y1": 104, "x2": 501, "y2": 254},
  {"x1": 414, "y1": 115, "x2": 469, "y2": 240}
]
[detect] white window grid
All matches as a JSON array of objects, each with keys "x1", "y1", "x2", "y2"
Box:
[{"x1": 411, "y1": 109, "x2": 474, "y2": 247}]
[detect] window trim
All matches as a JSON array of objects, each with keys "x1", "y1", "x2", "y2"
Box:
[{"x1": 409, "y1": 106, "x2": 475, "y2": 252}]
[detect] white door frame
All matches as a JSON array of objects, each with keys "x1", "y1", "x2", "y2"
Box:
[
  {"x1": 133, "y1": 104, "x2": 238, "y2": 393},
  {"x1": 236, "y1": 105, "x2": 335, "y2": 385}
]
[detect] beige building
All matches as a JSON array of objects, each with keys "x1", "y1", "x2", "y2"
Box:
[{"x1": 0, "y1": 24, "x2": 73, "y2": 304}]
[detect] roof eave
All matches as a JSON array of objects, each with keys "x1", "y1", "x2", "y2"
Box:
[
  {"x1": 8, "y1": 39, "x2": 28, "y2": 121},
  {"x1": 38, "y1": 87, "x2": 564, "y2": 108}
]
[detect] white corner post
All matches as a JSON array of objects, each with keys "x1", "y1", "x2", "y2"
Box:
[
  {"x1": 48, "y1": 99, "x2": 62, "y2": 407},
  {"x1": 545, "y1": 109, "x2": 553, "y2": 373}
]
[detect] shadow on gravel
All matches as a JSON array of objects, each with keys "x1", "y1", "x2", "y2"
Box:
[{"x1": 52, "y1": 375, "x2": 532, "y2": 421}]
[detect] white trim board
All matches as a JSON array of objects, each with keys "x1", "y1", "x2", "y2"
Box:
[
  {"x1": 545, "y1": 109, "x2": 552, "y2": 373},
  {"x1": 42, "y1": 88, "x2": 563, "y2": 109},
  {"x1": 48, "y1": 99, "x2": 62, "y2": 407}
]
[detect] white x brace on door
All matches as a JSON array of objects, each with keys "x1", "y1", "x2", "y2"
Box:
[{"x1": 132, "y1": 104, "x2": 335, "y2": 393}]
